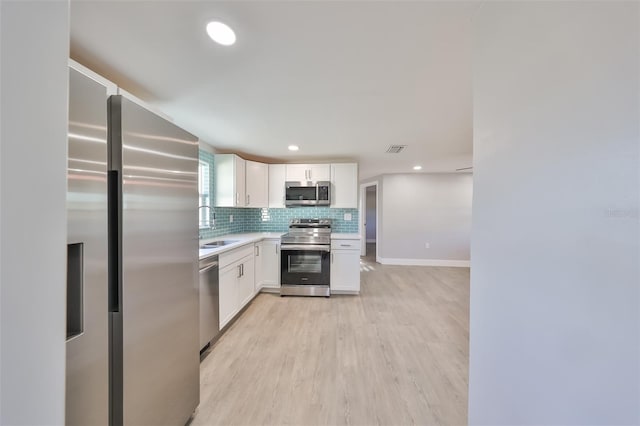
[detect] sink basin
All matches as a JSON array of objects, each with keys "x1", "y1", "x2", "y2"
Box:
[{"x1": 199, "y1": 240, "x2": 239, "y2": 249}]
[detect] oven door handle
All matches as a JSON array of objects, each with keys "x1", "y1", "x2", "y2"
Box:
[{"x1": 280, "y1": 244, "x2": 330, "y2": 252}]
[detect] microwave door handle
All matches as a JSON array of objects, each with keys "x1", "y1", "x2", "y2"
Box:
[{"x1": 316, "y1": 183, "x2": 319, "y2": 201}]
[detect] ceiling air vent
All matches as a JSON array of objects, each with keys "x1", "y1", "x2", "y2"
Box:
[{"x1": 386, "y1": 145, "x2": 406, "y2": 154}]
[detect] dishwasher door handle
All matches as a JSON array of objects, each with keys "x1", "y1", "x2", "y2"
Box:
[{"x1": 199, "y1": 263, "x2": 218, "y2": 273}]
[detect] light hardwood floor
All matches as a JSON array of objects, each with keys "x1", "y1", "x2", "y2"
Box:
[{"x1": 192, "y1": 247, "x2": 469, "y2": 426}]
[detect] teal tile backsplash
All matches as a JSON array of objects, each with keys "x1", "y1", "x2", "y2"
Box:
[
  {"x1": 245, "y1": 207, "x2": 359, "y2": 233},
  {"x1": 198, "y1": 149, "x2": 359, "y2": 239}
]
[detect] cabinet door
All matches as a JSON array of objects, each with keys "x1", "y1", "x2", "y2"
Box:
[
  {"x1": 331, "y1": 163, "x2": 358, "y2": 208},
  {"x1": 235, "y1": 156, "x2": 246, "y2": 207},
  {"x1": 215, "y1": 154, "x2": 246, "y2": 207},
  {"x1": 285, "y1": 164, "x2": 308, "y2": 182},
  {"x1": 258, "y1": 240, "x2": 280, "y2": 289},
  {"x1": 214, "y1": 154, "x2": 235, "y2": 207},
  {"x1": 238, "y1": 255, "x2": 255, "y2": 308},
  {"x1": 219, "y1": 263, "x2": 240, "y2": 329},
  {"x1": 246, "y1": 160, "x2": 268, "y2": 207},
  {"x1": 330, "y1": 249, "x2": 361, "y2": 292},
  {"x1": 268, "y1": 164, "x2": 286, "y2": 208},
  {"x1": 254, "y1": 243, "x2": 263, "y2": 292},
  {"x1": 309, "y1": 164, "x2": 331, "y2": 181}
]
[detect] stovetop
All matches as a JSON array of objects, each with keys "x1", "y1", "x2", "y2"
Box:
[{"x1": 281, "y1": 218, "x2": 332, "y2": 245}]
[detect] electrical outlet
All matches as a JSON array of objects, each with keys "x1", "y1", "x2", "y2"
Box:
[
  {"x1": 229, "y1": 214, "x2": 233, "y2": 223},
  {"x1": 425, "y1": 242, "x2": 430, "y2": 249},
  {"x1": 344, "y1": 213, "x2": 352, "y2": 221}
]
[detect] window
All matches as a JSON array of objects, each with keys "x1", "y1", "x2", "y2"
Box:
[{"x1": 198, "y1": 159, "x2": 212, "y2": 228}]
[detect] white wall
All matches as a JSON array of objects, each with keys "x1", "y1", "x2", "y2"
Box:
[
  {"x1": 1, "y1": 2, "x2": 69, "y2": 424},
  {"x1": 365, "y1": 187, "x2": 376, "y2": 241},
  {"x1": 379, "y1": 173, "x2": 472, "y2": 265},
  {"x1": 469, "y1": 2, "x2": 639, "y2": 424}
]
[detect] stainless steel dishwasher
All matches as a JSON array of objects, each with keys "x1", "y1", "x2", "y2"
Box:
[{"x1": 199, "y1": 255, "x2": 219, "y2": 352}]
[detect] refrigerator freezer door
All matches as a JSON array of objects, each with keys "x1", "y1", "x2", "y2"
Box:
[
  {"x1": 66, "y1": 67, "x2": 110, "y2": 425},
  {"x1": 109, "y1": 95, "x2": 199, "y2": 426}
]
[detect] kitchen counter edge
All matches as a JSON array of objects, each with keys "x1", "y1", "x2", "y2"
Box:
[{"x1": 199, "y1": 232, "x2": 284, "y2": 259}]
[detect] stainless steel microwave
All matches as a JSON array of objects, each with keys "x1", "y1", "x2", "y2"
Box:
[{"x1": 285, "y1": 181, "x2": 331, "y2": 206}]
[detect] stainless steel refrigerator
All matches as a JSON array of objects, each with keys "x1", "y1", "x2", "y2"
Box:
[{"x1": 66, "y1": 65, "x2": 200, "y2": 426}]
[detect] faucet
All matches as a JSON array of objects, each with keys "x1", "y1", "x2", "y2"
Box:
[{"x1": 198, "y1": 205, "x2": 216, "y2": 231}]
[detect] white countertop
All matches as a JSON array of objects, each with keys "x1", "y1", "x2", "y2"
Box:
[
  {"x1": 331, "y1": 233, "x2": 361, "y2": 240},
  {"x1": 199, "y1": 232, "x2": 284, "y2": 259},
  {"x1": 200, "y1": 232, "x2": 361, "y2": 259}
]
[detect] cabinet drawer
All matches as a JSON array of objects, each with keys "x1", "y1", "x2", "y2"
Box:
[
  {"x1": 331, "y1": 239, "x2": 360, "y2": 250},
  {"x1": 219, "y1": 244, "x2": 254, "y2": 269}
]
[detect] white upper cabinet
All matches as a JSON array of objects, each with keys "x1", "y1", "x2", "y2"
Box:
[
  {"x1": 245, "y1": 160, "x2": 268, "y2": 207},
  {"x1": 268, "y1": 164, "x2": 286, "y2": 208},
  {"x1": 216, "y1": 158, "x2": 356, "y2": 209},
  {"x1": 285, "y1": 164, "x2": 308, "y2": 182},
  {"x1": 215, "y1": 154, "x2": 245, "y2": 207},
  {"x1": 285, "y1": 164, "x2": 330, "y2": 182},
  {"x1": 330, "y1": 163, "x2": 358, "y2": 208}
]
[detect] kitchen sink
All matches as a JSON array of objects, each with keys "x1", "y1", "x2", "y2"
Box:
[{"x1": 199, "y1": 240, "x2": 239, "y2": 249}]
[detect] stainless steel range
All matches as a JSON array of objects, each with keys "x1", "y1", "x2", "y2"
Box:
[{"x1": 280, "y1": 218, "x2": 332, "y2": 297}]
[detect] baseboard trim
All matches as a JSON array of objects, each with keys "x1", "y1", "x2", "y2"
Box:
[{"x1": 377, "y1": 257, "x2": 470, "y2": 267}]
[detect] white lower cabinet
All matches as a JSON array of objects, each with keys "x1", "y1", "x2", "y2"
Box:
[
  {"x1": 219, "y1": 246, "x2": 256, "y2": 329},
  {"x1": 255, "y1": 240, "x2": 280, "y2": 291},
  {"x1": 330, "y1": 239, "x2": 361, "y2": 293},
  {"x1": 219, "y1": 263, "x2": 239, "y2": 329},
  {"x1": 238, "y1": 254, "x2": 255, "y2": 308}
]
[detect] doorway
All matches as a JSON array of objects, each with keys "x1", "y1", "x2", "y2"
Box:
[{"x1": 359, "y1": 182, "x2": 378, "y2": 261}]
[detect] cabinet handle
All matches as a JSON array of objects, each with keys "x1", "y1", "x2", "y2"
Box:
[
  {"x1": 236, "y1": 192, "x2": 240, "y2": 205},
  {"x1": 340, "y1": 244, "x2": 350, "y2": 247},
  {"x1": 238, "y1": 265, "x2": 242, "y2": 278},
  {"x1": 331, "y1": 253, "x2": 334, "y2": 264},
  {"x1": 241, "y1": 263, "x2": 244, "y2": 277},
  {"x1": 247, "y1": 194, "x2": 250, "y2": 206},
  {"x1": 255, "y1": 245, "x2": 260, "y2": 256},
  {"x1": 276, "y1": 245, "x2": 279, "y2": 254}
]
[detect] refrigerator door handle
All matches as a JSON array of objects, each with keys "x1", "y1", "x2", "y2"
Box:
[{"x1": 108, "y1": 170, "x2": 121, "y2": 313}]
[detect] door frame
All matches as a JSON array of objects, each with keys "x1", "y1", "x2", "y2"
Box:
[{"x1": 359, "y1": 181, "x2": 379, "y2": 260}]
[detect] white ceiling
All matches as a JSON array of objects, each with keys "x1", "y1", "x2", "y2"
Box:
[{"x1": 71, "y1": 1, "x2": 476, "y2": 180}]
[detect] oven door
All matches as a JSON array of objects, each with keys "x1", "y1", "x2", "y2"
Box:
[{"x1": 280, "y1": 245, "x2": 330, "y2": 286}]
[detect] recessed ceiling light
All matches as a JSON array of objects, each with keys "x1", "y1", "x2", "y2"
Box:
[
  {"x1": 288, "y1": 145, "x2": 299, "y2": 151},
  {"x1": 413, "y1": 165, "x2": 422, "y2": 170},
  {"x1": 206, "y1": 21, "x2": 236, "y2": 46}
]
